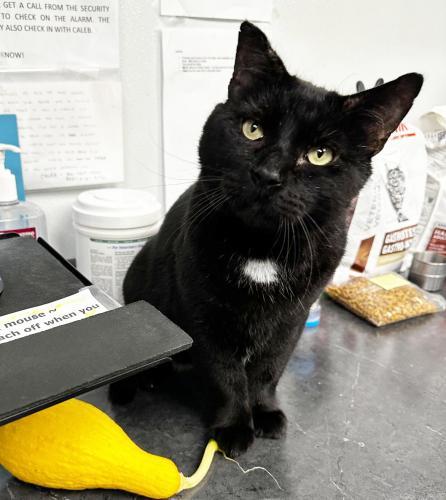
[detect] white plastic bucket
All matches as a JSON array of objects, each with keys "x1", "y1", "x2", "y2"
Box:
[{"x1": 73, "y1": 188, "x2": 162, "y2": 303}]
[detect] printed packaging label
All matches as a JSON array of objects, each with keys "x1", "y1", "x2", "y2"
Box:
[
  {"x1": 89, "y1": 238, "x2": 147, "y2": 303},
  {"x1": 370, "y1": 272, "x2": 410, "y2": 290},
  {"x1": 0, "y1": 227, "x2": 36, "y2": 238},
  {"x1": 0, "y1": 288, "x2": 108, "y2": 345},
  {"x1": 378, "y1": 224, "x2": 417, "y2": 266},
  {"x1": 426, "y1": 225, "x2": 446, "y2": 256}
]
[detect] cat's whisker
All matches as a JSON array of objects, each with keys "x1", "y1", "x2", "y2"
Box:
[
  {"x1": 290, "y1": 221, "x2": 297, "y2": 267},
  {"x1": 285, "y1": 219, "x2": 292, "y2": 266},
  {"x1": 173, "y1": 200, "x2": 217, "y2": 244},
  {"x1": 271, "y1": 221, "x2": 282, "y2": 259},
  {"x1": 186, "y1": 193, "x2": 230, "y2": 238},
  {"x1": 163, "y1": 186, "x2": 226, "y2": 247},
  {"x1": 322, "y1": 129, "x2": 338, "y2": 139},
  {"x1": 304, "y1": 214, "x2": 331, "y2": 245},
  {"x1": 298, "y1": 217, "x2": 314, "y2": 301},
  {"x1": 303, "y1": 216, "x2": 321, "y2": 296},
  {"x1": 131, "y1": 154, "x2": 223, "y2": 183},
  {"x1": 183, "y1": 192, "x2": 225, "y2": 228},
  {"x1": 130, "y1": 119, "x2": 202, "y2": 170},
  {"x1": 282, "y1": 220, "x2": 287, "y2": 264},
  {"x1": 140, "y1": 178, "x2": 223, "y2": 191},
  {"x1": 133, "y1": 158, "x2": 198, "y2": 181},
  {"x1": 173, "y1": 186, "x2": 224, "y2": 214},
  {"x1": 277, "y1": 219, "x2": 287, "y2": 263},
  {"x1": 284, "y1": 219, "x2": 290, "y2": 263},
  {"x1": 184, "y1": 191, "x2": 229, "y2": 237}
]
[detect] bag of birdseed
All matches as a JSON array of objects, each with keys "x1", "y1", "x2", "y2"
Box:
[
  {"x1": 333, "y1": 121, "x2": 427, "y2": 283},
  {"x1": 326, "y1": 273, "x2": 446, "y2": 327}
]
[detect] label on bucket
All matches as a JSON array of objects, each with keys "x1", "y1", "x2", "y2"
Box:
[
  {"x1": 0, "y1": 289, "x2": 108, "y2": 345},
  {"x1": 89, "y1": 238, "x2": 147, "y2": 303}
]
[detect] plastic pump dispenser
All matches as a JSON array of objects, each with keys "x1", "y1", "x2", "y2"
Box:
[{"x1": 0, "y1": 143, "x2": 47, "y2": 239}]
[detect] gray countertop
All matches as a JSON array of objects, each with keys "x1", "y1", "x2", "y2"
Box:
[{"x1": 1, "y1": 295, "x2": 446, "y2": 499}]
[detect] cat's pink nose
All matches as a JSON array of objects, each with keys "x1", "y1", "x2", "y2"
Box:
[{"x1": 250, "y1": 167, "x2": 281, "y2": 189}]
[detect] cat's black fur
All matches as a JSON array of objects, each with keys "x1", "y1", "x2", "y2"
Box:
[{"x1": 115, "y1": 22, "x2": 422, "y2": 457}]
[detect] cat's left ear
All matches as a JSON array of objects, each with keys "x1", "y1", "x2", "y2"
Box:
[
  {"x1": 229, "y1": 21, "x2": 289, "y2": 100},
  {"x1": 343, "y1": 73, "x2": 423, "y2": 155}
]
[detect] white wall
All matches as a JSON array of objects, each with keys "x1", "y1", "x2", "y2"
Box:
[{"x1": 28, "y1": 0, "x2": 446, "y2": 258}]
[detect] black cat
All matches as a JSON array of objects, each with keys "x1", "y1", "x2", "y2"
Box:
[{"x1": 118, "y1": 22, "x2": 422, "y2": 457}]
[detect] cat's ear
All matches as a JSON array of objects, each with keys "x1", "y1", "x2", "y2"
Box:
[
  {"x1": 229, "y1": 21, "x2": 288, "y2": 100},
  {"x1": 343, "y1": 73, "x2": 423, "y2": 155}
]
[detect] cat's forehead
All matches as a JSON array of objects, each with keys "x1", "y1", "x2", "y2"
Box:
[{"x1": 235, "y1": 77, "x2": 342, "y2": 123}]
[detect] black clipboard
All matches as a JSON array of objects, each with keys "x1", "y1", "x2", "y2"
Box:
[{"x1": 0, "y1": 237, "x2": 192, "y2": 425}]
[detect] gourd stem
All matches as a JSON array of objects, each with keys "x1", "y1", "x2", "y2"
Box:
[{"x1": 178, "y1": 439, "x2": 219, "y2": 491}]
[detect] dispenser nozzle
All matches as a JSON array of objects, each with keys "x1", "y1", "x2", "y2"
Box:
[
  {"x1": 0, "y1": 143, "x2": 21, "y2": 203},
  {"x1": 0, "y1": 143, "x2": 21, "y2": 169}
]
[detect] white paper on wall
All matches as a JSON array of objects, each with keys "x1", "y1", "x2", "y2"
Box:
[
  {"x1": 0, "y1": 81, "x2": 124, "y2": 189},
  {"x1": 0, "y1": 0, "x2": 119, "y2": 70},
  {"x1": 162, "y1": 28, "x2": 239, "y2": 209},
  {"x1": 160, "y1": 0, "x2": 273, "y2": 22}
]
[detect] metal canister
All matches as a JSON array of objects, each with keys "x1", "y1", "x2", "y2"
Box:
[{"x1": 409, "y1": 251, "x2": 446, "y2": 292}]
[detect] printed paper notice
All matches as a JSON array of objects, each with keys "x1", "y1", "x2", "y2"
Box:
[
  {"x1": 0, "y1": 288, "x2": 108, "y2": 345},
  {"x1": 162, "y1": 28, "x2": 238, "y2": 208},
  {"x1": 160, "y1": 0, "x2": 273, "y2": 22},
  {"x1": 0, "y1": 80, "x2": 124, "y2": 189},
  {"x1": 0, "y1": 0, "x2": 119, "y2": 70}
]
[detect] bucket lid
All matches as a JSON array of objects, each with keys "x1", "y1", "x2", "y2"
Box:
[{"x1": 72, "y1": 188, "x2": 162, "y2": 230}]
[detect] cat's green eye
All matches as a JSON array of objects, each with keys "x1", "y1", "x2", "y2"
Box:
[
  {"x1": 306, "y1": 147, "x2": 333, "y2": 166},
  {"x1": 242, "y1": 120, "x2": 264, "y2": 141}
]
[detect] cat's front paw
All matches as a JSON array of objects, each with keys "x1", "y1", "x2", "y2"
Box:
[
  {"x1": 253, "y1": 408, "x2": 287, "y2": 439},
  {"x1": 108, "y1": 378, "x2": 138, "y2": 405},
  {"x1": 213, "y1": 424, "x2": 255, "y2": 458}
]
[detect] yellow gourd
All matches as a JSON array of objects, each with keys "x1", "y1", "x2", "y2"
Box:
[{"x1": 0, "y1": 399, "x2": 219, "y2": 499}]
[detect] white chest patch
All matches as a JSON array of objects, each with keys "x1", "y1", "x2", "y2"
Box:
[{"x1": 243, "y1": 259, "x2": 278, "y2": 285}]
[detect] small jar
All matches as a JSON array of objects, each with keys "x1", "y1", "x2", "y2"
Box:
[
  {"x1": 305, "y1": 298, "x2": 321, "y2": 328},
  {"x1": 73, "y1": 188, "x2": 162, "y2": 303}
]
